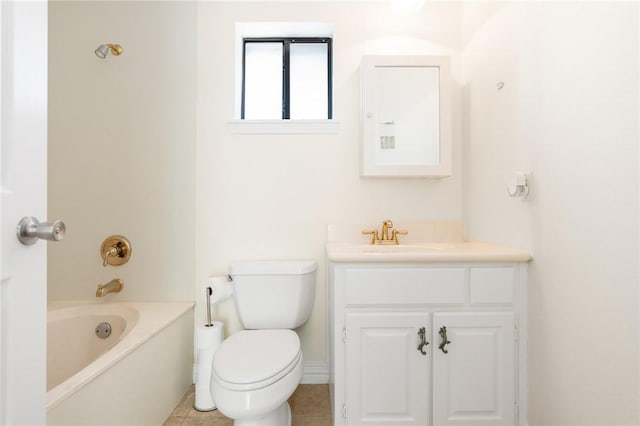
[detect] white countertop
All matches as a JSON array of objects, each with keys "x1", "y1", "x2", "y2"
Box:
[{"x1": 326, "y1": 241, "x2": 532, "y2": 263}]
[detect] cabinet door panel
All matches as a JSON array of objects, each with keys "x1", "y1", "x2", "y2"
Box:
[
  {"x1": 346, "y1": 312, "x2": 430, "y2": 425},
  {"x1": 432, "y1": 312, "x2": 515, "y2": 426}
]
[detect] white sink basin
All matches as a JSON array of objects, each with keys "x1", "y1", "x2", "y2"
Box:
[
  {"x1": 326, "y1": 241, "x2": 532, "y2": 263},
  {"x1": 347, "y1": 243, "x2": 455, "y2": 253}
]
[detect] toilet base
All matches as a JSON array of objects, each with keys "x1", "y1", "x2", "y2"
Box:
[{"x1": 233, "y1": 401, "x2": 291, "y2": 426}]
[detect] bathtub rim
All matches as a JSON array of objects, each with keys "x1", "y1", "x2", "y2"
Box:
[{"x1": 46, "y1": 300, "x2": 194, "y2": 410}]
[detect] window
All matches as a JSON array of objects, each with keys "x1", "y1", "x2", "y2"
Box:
[{"x1": 242, "y1": 37, "x2": 332, "y2": 120}]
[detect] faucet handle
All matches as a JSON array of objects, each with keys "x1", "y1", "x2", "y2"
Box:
[
  {"x1": 101, "y1": 236, "x2": 132, "y2": 267},
  {"x1": 102, "y1": 246, "x2": 118, "y2": 266},
  {"x1": 391, "y1": 229, "x2": 408, "y2": 244},
  {"x1": 362, "y1": 229, "x2": 380, "y2": 245}
]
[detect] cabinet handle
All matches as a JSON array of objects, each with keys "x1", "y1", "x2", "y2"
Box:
[
  {"x1": 438, "y1": 326, "x2": 451, "y2": 354},
  {"x1": 417, "y1": 327, "x2": 429, "y2": 355}
]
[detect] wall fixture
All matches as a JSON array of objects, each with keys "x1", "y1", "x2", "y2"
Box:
[
  {"x1": 101, "y1": 235, "x2": 132, "y2": 266},
  {"x1": 507, "y1": 172, "x2": 532, "y2": 198},
  {"x1": 95, "y1": 43, "x2": 123, "y2": 59}
]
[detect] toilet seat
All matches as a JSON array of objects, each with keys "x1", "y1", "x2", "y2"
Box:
[{"x1": 213, "y1": 329, "x2": 301, "y2": 392}]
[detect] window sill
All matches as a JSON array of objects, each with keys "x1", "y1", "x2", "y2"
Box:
[{"x1": 228, "y1": 120, "x2": 341, "y2": 135}]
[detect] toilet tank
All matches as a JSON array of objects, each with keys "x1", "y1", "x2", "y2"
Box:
[{"x1": 229, "y1": 260, "x2": 317, "y2": 329}]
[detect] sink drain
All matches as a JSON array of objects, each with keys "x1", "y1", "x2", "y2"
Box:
[{"x1": 95, "y1": 322, "x2": 112, "y2": 339}]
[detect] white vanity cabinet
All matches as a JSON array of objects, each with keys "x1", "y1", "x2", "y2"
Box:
[{"x1": 328, "y1": 263, "x2": 528, "y2": 426}]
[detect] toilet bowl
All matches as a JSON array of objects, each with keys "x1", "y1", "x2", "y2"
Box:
[
  {"x1": 212, "y1": 330, "x2": 302, "y2": 425},
  {"x1": 210, "y1": 260, "x2": 316, "y2": 426}
]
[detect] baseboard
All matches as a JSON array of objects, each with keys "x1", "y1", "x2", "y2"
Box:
[{"x1": 301, "y1": 361, "x2": 329, "y2": 384}]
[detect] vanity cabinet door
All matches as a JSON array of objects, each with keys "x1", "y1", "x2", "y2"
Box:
[
  {"x1": 345, "y1": 312, "x2": 430, "y2": 425},
  {"x1": 432, "y1": 312, "x2": 515, "y2": 426}
]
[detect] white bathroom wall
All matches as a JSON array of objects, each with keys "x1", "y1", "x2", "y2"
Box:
[
  {"x1": 48, "y1": 3, "x2": 639, "y2": 422},
  {"x1": 196, "y1": 1, "x2": 464, "y2": 365},
  {"x1": 461, "y1": 2, "x2": 639, "y2": 424},
  {"x1": 48, "y1": 1, "x2": 197, "y2": 301}
]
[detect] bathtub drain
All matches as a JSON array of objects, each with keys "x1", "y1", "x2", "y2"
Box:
[{"x1": 95, "y1": 322, "x2": 112, "y2": 339}]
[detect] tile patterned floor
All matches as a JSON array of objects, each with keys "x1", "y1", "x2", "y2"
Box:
[{"x1": 164, "y1": 384, "x2": 332, "y2": 426}]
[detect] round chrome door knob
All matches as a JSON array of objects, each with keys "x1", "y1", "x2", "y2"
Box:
[{"x1": 16, "y1": 216, "x2": 66, "y2": 246}]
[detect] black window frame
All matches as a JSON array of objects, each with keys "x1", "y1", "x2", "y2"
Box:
[{"x1": 241, "y1": 37, "x2": 333, "y2": 120}]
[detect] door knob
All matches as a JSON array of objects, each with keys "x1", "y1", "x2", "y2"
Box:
[{"x1": 16, "y1": 216, "x2": 66, "y2": 245}]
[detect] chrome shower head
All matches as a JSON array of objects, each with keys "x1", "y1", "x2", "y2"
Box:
[{"x1": 95, "y1": 43, "x2": 122, "y2": 59}]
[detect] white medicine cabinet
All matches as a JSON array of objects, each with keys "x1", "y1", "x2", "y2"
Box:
[{"x1": 360, "y1": 55, "x2": 452, "y2": 177}]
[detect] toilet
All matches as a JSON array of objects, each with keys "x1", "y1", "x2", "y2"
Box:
[{"x1": 211, "y1": 260, "x2": 317, "y2": 426}]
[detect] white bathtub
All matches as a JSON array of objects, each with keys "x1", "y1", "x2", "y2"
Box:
[{"x1": 46, "y1": 301, "x2": 194, "y2": 425}]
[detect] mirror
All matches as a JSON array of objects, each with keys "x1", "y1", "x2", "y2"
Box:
[{"x1": 360, "y1": 55, "x2": 452, "y2": 177}]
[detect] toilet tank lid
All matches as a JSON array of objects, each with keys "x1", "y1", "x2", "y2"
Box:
[{"x1": 229, "y1": 260, "x2": 317, "y2": 275}]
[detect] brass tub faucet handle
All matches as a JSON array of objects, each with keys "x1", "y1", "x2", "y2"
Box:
[{"x1": 101, "y1": 235, "x2": 132, "y2": 266}]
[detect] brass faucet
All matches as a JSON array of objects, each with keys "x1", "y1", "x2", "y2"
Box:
[
  {"x1": 102, "y1": 245, "x2": 121, "y2": 266},
  {"x1": 96, "y1": 278, "x2": 124, "y2": 297},
  {"x1": 362, "y1": 220, "x2": 408, "y2": 245},
  {"x1": 101, "y1": 236, "x2": 132, "y2": 267}
]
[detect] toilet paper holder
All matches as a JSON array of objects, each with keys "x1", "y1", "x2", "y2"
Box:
[
  {"x1": 207, "y1": 276, "x2": 234, "y2": 305},
  {"x1": 194, "y1": 285, "x2": 225, "y2": 412},
  {"x1": 205, "y1": 287, "x2": 213, "y2": 327}
]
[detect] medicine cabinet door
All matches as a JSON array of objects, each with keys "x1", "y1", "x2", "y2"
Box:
[{"x1": 360, "y1": 55, "x2": 452, "y2": 178}]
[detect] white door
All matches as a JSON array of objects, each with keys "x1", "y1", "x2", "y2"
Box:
[
  {"x1": 345, "y1": 312, "x2": 430, "y2": 426},
  {"x1": 0, "y1": 0, "x2": 49, "y2": 424},
  {"x1": 432, "y1": 312, "x2": 515, "y2": 426}
]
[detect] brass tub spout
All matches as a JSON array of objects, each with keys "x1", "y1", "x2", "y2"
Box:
[{"x1": 96, "y1": 278, "x2": 124, "y2": 297}]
